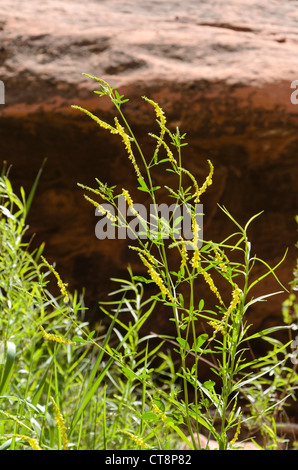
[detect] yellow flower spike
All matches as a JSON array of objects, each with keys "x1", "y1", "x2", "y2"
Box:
[
  {"x1": 83, "y1": 194, "x2": 116, "y2": 221},
  {"x1": 121, "y1": 188, "x2": 134, "y2": 207},
  {"x1": 229, "y1": 416, "x2": 242, "y2": 447},
  {"x1": 190, "y1": 211, "x2": 201, "y2": 249},
  {"x1": 138, "y1": 254, "x2": 176, "y2": 303},
  {"x1": 208, "y1": 284, "x2": 241, "y2": 339},
  {"x1": 121, "y1": 188, "x2": 140, "y2": 218},
  {"x1": 0, "y1": 409, "x2": 26, "y2": 428},
  {"x1": 219, "y1": 261, "x2": 228, "y2": 273},
  {"x1": 226, "y1": 284, "x2": 241, "y2": 317},
  {"x1": 152, "y1": 403, "x2": 167, "y2": 422},
  {"x1": 121, "y1": 189, "x2": 149, "y2": 234},
  {"x1": 179, "y1": 167, "x2": 200, "y2": 199},
  {"x1": 149, "y1": 133, "x2": 177, "y2": 164},
  {"x1": 186, "y1": 210, "x2": 201, "y2": 269},
  {"x1": 143, "y1": 96, "x2": 167, "y2": 157},
  {"x1": 202, "y1": 270, "x2": 223, "y2": 305},
  {"x1": 78, "y1": 183, "x2": 106, "y2": 200},
  {"x1": 51, "y1": 397, "x2": 69, "y2": 450},
  {"x1": 41, "y1": 256, "x2": 69, "y2": 303},
  {"x1": 73, "y1": 103, "x2": 142, "y2": 177},
  {"x1": 143, "y1": 97, "x2": 166, "y2": 125},
  {"x1": 8, "y1": 434, "x2": 41, "y2": 450},
  {"x1": 191, "y1": 249, "x2": 201, "y2": 270},
  {"x1": 213, "y1": 245, "x2": 228, "y2": 273},
  {"x1": 193, "y1": 160, "x2": 214, "y2": 203},
  {"x1": 129, "y1": 246, "x2": 158, "y2": 266},
  {"x1": 161, "y1": 139, "x2": 177, "y2": 164},
  {"x1": 143, "y1": 96, "x2": 166, "y2": 127},
  {"x1": 121, "y1": 431, "x2": 150, "y2": 449},
  {"x1": 71, "y1": 105, "x2": 118, "y2": 134},
  {"x1": 40, "y1": 326, "x2": 75, "y2": 345},
  {"x1": 208, "y1": 320, "x2": 226, "y2": 336},
  {"x1": 180, "y1": 239, "x2": 189, "y2": 268},
  {"x1": 84, "y1": 194, "x2": 106, "y2": 213},
  {"x1": 114, "y1": 118, "x2": 141, "y2": 178},
  {"x1": 168, "y1": 238, "x2": 191, "y2": 269}
]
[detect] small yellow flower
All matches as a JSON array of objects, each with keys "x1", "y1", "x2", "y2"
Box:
[
  {"x1": 218, "y1": 262, "x2": 228, "y2": 273},
  {"x1": 187, "y1": 211, "x2": 202, "y2": 269},
  {"x1": 162, "y1": 140, "x2": 176, "y2": 163},
  {"x1": 122, "y1": 188, "x2": 134, "y2": 207}
]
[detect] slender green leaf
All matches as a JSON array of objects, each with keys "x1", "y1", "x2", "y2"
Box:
[
  {"x1": 232, "y1": 360, "x2": 285, "y2": 391},
  {"x1": 247, "y1": 250, "x2": 288, "y2": 293},
  {"x1": 31, "y1": 357, "x2": 54, "y2": 407},
  {"x1": 242, "y1": 325, "x2": 292, "y2": 343},
  {"x1": 0, "y1": 342, "x2": 16, "y2": 395},
  {"x1": 25, "y1": 158, "x2": 46, "y2": 215}
]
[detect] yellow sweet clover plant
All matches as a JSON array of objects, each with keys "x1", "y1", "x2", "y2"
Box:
[{"x1": 70, "y1": 75, "x2": 295, "y2": 450}]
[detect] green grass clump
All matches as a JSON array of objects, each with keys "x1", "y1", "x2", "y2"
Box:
[{"x1": 0, "y1": 172, "x2": 181, "y2": 450}]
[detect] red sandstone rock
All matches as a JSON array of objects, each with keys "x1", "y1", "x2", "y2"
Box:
[
  {"x1": 1, "y1": 0, "x2": 298, "y2": 100},
  {"x1": 179, "y1": 433, "x2": 260, "y2": 450}
]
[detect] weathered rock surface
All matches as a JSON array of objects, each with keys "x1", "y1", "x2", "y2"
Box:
[
  {"x1": 179, "y1": 433, "x2": 260, "y2": 450},
  {"x1": 0, "y1": 0, "x2": 298, "y2": 338}
]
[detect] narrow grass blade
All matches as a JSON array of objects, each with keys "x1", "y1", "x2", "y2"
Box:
[
  {"x1": 0, "y1": 342, "x2": 16, "y2": 395},
  {"x1": 31, "y1": 357, "x2": 54, "y2": 407},
  {"x1": 69, "y1": 296, "x2": 125, "y2": 435},
  {"x1": 25, "y1": 158, "x2": 47, "y2": 215}
]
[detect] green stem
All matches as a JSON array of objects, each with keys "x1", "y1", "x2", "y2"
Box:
[{"x1": 219, "y1": 230, "x2": 251, "y2": 450}]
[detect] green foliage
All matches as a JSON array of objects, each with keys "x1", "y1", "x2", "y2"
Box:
[
  {"x1": 0, "y1": 77, "x2": 297, "y2": 450},
  {"x1": 0, "y1": 174, "x2": 182, "y2": 450},
  {"x1": 0, "y1": 174, "x2": 88, "y2": 449},
  {"x1": 282, "y1": 216, "x2": 298, "y2": 326}
]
